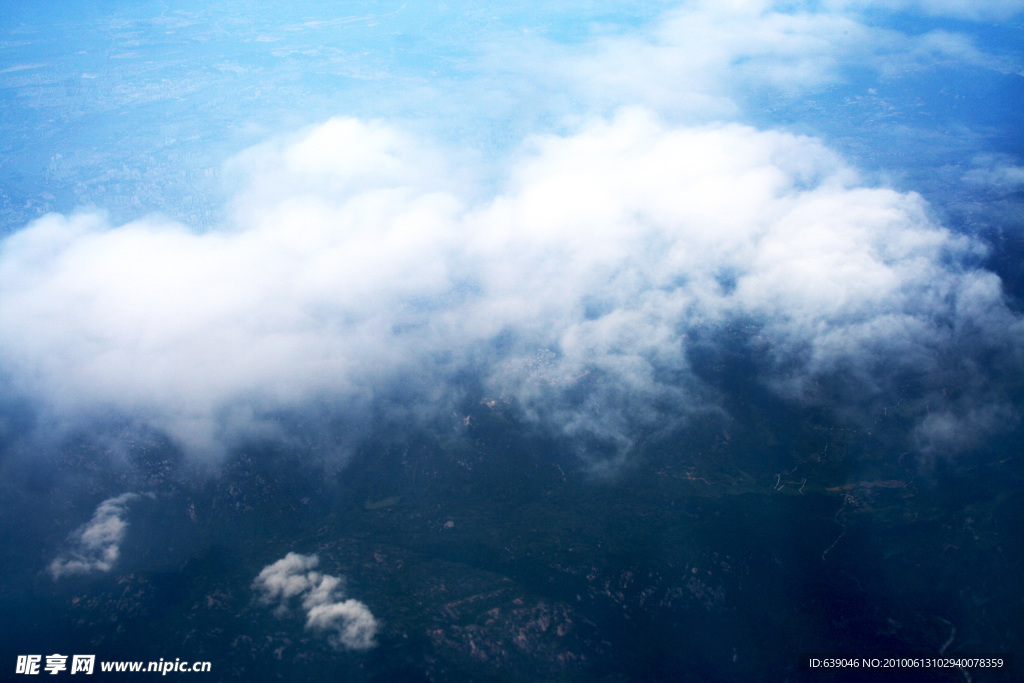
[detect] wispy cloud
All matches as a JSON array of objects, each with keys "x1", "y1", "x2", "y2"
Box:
[
  {"x1": 253, "y1": 553, "x2": 378, "y2": 651},
  {"x1": 963, "y1": 153, "x2": 1024, "y2": 191},
  {"x1": 471, "y1": 0, "x2": 1019, "y2": 125},
  {"x1": 48, "y1": 493, "x2": 145, "y2": 580}
]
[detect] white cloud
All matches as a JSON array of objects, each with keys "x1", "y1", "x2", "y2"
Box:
[
  {"x1": 305, "y1": 599, "x2": 380, "y2": 652},
  {"x1": 914, "y1": 402, "x2": 1018, "y2": 455},
  {"x1": 1, "y1": 110, "x2": 1019, "y2": 465},
  {"x1": 465, "y1": 110, "x2": 1022, "y2": 458},
  {"x1": 252, "y1": 552, "x2": 320, "y2": 610},
  {"x1": 963, "y1": 153, "x2": 1024, "y2": 192},
  {"x1": 48, "y1": 493, "x2": 143, "y2": 580},
  {"x1": 473, "y1": 0, "x2": 1017, "y2": 126},
  {"x1": 253, "y1": 553, "x2": 378, "y2": 651}
]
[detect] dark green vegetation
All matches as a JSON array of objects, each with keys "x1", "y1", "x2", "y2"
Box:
[{"x1": 1, "y1": 391, "x2": 1020, "y2": 683}]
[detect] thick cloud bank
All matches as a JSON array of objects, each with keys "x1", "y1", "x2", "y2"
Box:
[
  {"x1": 1, "y1": 110, "x2": 1020, "y2": 463},
  {"x1": 48, "y1": 493, "x2": 143, "y2": 580},
  {"x1": 253, "y1": 553, "x2": 378, "y2": 651}
]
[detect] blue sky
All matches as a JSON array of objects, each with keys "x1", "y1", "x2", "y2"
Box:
[{"x1": 0, "y1": 0, "x2": 1022, "y2": 470}]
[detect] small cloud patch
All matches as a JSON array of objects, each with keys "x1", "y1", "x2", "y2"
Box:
[
  {"x1": 253, "y1": 552, "x2": 378, "y2": 651},
  {"x1": 49, "y1": 493, "x2": 144, "y2": 580}
]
